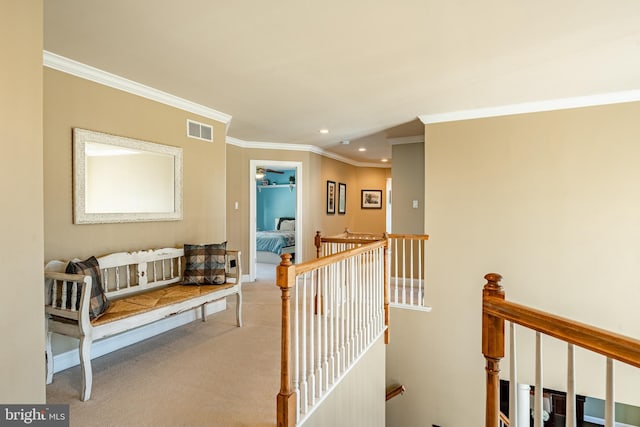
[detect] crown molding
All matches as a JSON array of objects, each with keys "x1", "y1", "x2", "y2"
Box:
[
  {"x1": 387, "y1": 135, "x2": 424, "y2": 145},
  {"x1": 226, "y1": 136, "x2": 391, "y2": 168},
  {"x1": 418, "y1": 90, "x2": 640, "y2": 124},
  {"x1": 43, "y1": 51, "x2": 232, "y2": 125}
]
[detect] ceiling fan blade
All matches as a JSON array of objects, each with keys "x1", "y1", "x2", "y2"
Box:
[{"x1": 265, "y1": 169, "x2": 284, "y2": 174}]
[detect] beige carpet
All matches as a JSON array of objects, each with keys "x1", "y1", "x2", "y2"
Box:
[{"x1": 46, "y1": 264, "x2": 281, "y2": 427}]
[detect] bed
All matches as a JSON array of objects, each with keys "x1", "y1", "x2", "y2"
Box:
[{"x1": 256, "y1": 217, "x2": 296, "y2": 264}]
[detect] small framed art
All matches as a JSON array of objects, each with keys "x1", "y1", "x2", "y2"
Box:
[
  {"x1": 361, "y1": 189, "x2": 382, "y2": 209},
  {"x1": 338, "y1": 182, "x2": 346, "y2": 214},
  {"x1": 327, "y1": 181, "x2": 336, "y2": 214}
]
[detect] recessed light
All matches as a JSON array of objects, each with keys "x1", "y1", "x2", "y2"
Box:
[
  {"x1": 381, "y1": 158, "x2": 389, "y2": 162},
  {"x1": 358, "y1": 147, "x2": 366, "y2": 152},
  {"x1": 320, "y1": 129, "x2": 329, "y2": 134}
]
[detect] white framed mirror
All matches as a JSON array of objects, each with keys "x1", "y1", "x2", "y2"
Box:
[{"x1": 73, "y1": 128, "x2": 183, "y2": 224}]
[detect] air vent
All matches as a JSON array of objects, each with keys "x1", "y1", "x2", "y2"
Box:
[{"x1": 187, "y1": 119, "x2": 213, "y2": 142}]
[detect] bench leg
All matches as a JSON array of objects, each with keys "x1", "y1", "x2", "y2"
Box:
[
  {"x1": 79, "y1": 337, "x2": 92, "y2": 401},
  {"x1": 45, "y1": 330, "x2": 54, "y2": 385},
  {"x1": 201, "y1": 304, "x2": 207, "y2": 322},
  {"x1": 236, "y1": 291, "x2": 243, "y2": 327}
]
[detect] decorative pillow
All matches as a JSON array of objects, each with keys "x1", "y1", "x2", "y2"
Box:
[
  {"x1": 279, "y1": 220, "x2": 295, "y2": 231},
  {"x1": 183, "y1": 242, "x2": 227, "y2": 285},
  {"x1": 65, "y1": 256, "x2": 110, "y2": 320}
]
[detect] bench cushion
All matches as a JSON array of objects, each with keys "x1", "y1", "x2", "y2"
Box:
[
  {"x1": 183, "y1": 242, "x2": 227, "y2": 285},
  {"x1": 91, "y1": 282, "x2": 235, "y2": 326}
]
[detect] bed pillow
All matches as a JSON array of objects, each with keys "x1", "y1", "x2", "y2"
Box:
[
  {"x1": 279, "y1": 220, "x2": 295, "y2": 231},
  {"x1": 183, "y1": 242, "x2": 227, "y2": 285},
  {"x1": 277, "y1": 217, "x2": 296, "y2": 230},
  {"x1": 65, "y1": 256, "x2": 110, "y2": 320}
]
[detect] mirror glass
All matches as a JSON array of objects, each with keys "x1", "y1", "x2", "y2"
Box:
[{"x1": 73, "y1": 128, "x2": 183, "y2": 224}]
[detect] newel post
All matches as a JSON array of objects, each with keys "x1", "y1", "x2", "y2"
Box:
[
  {"x1": 314, "y1": 231, "x2": 322, "y2": 258},
  {"x1": 276, "y1": 253, "x2": 296, "y2": 427},
  {"x1": 482, "y1": 273, "x2": 505, "y2": 427}
]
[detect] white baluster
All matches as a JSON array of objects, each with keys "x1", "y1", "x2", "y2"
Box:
[
  {"x1": 322, "y1": 266, "x2": 329, "y2": 392},
  {"x1": 393, "y1": 238, "x2": 399, "y2": 305},
  {"x1": 307, "y1": 273, "x2": 315, "y2": 407},
  {"x1": 534, "y1": 332, "x2": 543, "y2": 427},
  {"x1": 567, "y1": 344, "x2": 576, "y2": 427},
  {"x1": 410, "y1": 239, "x2": 414, "y2": 305},
  {"x1": 605, "y1": 358, "x2": 614, "y2": 427},
  {"x1": 418, "y1": 239, "x2": 423, "y2": 306},
  {"x1": 300, "y1": 274, "x2": 308, "y2": 413},
  {"x1": 402, "y1": 239, "x2": 407, "y2": 304},
  {"x1": 518, "y1": 384, "x2": 531, "y2": 427},
  {"x1": 509, "y1": 323, "x2": 518, "y2": 427},
  {"x1": 293, "y1": 277, "x2": 300, "y2": 420}
]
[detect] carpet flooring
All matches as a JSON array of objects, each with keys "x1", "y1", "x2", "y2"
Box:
[{"x1": 46, "y1": 263, "x2": 282, "y2": 427}]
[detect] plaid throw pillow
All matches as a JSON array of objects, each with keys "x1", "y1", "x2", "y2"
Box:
[
  {"x1": 183, "y1": 242, "x2": 227, "y2": 285},
  {"x1": 65, "y1": 256, "x2": 110, "y2": 320}
]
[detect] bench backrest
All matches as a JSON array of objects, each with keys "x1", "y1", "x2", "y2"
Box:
[
  {"x1": 45, "y1": 247, "x2": 240, "y2": 302},
  {"x1": 97, "y1": 247, "x2": 185, "y2": 299}
]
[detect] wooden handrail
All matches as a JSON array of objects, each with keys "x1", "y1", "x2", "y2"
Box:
[
  {"x1": 304, "y1": 238, "x2": 386, "y2": 275},
  {"x1": 482, "y1": 273, "x2": 640, "y2": 427},
  {"x1": 484, "y1": 297, "x2": 640, "y2": 368},
  {"x1": 483, "y1": 274, "x2": 640, "y2": 369},
  {"x1": 385, "y1": 384, "x2": 406, "y2": 401},
  {"x1": 499, "y1": 411, "x2": 510, "y2": 426}
]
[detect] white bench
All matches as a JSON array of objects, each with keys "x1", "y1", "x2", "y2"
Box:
[{"x1": 44, "y1": 247, "x2": 242, "y2": 401}]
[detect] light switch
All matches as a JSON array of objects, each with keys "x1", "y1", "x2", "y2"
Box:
[
  {"x1": 234, "y1": 201, "x2": 239, "y2": 210},
  {"x1": 412, "y1": 200, "x2": 419, "y2": 209}
]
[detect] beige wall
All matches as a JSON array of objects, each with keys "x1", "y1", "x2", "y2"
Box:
[
  {"x1": 0, "y1": 0, "x2": 45, "y2": 403},
  {"x1": 226, "y1": 145, "x2": 388, "y2": 275},
  {"x1": 388, "y1": 102, "x2": 640, "y2": 426},
  {"x1": 303, "y1": 336, "x2": 386, "y2": 427},
  {"x1": 391, "y1": 142, "x2": 424, "y2": 234},
  {"x1": 44, "y1": 69, "x2": 227, "y2": 354},
  {"x1": 44, "y1": 68, "x2": 227, "y2": 262}
]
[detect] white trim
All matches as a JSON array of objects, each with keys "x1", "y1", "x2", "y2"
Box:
[
  {"x1": 52, "y1": 300, "x2": 226, "y2": 373},
  {"x1": 249, "y1": 160, "x2": 303, "y2": 282},
  {"x1": 43, "y1": 51, "x2": 232, "y2": 125},
  {"x1": 418, "y1": 90, "x2": 640, "y2": 124},
  {"x1": 226, "y1": 136, "x2": 391, "y2": 169},
  {"x1": 584, "y1": 415, "x2": 638, "y2": 427},
  {"x1": 389, "y1": 303, "x2": 432, "y2": 312},
  {"x1": 387, "y1": 135, "x2": 424, "y2": 145}
]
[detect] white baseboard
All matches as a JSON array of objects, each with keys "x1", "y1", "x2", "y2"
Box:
[
  {"x1": 52, "y1": 299, "x2": 226, "y2": 373},
  {"x1": 584, "y1": 415, "x2": 638, "y2": 427}
]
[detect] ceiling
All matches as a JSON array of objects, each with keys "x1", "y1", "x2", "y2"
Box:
[{"x1": 43, "y1": 1, "x2": 640, "y2": 165}]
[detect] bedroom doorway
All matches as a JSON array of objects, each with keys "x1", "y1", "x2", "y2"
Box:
[{"x1": 249, "y1": 159, "x2": 303, "y2": 281}]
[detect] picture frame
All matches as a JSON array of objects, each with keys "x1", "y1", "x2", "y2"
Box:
[
  {"x1": 338, "y1": 183, "x2": 346, "y2": 214},
  {"x1": 361, "y1": 189, "x2": 382, "y2": 209},
  {"x1": 326, "y1": 180, "x2": 336, "y2": 214}
]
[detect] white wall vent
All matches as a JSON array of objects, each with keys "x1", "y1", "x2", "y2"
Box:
[{"x1": 187, "y1": 119, "x2": 213, "y2": 142}]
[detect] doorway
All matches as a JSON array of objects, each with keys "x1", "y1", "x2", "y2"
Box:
[{"x1": 249, "y1": 159, "x2": 303, "y2": 281}]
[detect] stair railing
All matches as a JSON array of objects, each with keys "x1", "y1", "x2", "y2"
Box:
[
  {"x1": 482, "y1": 273, "x2": 640, "y2": 427},
  {"x1": 315, "y1": 230, "x2": 430, "y2": 310},
  {"x1": 277, "y1": 239, "x2": 389, "y2": 426}
]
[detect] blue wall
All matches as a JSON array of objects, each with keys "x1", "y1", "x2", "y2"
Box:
[{"x1": 257, "y1": 170, "x2": 296, "y2": 230}]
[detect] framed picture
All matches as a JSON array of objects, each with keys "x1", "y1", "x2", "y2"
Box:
[
  {"x1": 361, "y1": 189, "x2": 382, "y2": 209},
  {"x1": 326, "y1": 181, "x2": 336, "y2": 214},
  {"x1": 338, "y1": 183, "x2": 346, "y2": 214}
]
